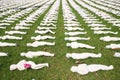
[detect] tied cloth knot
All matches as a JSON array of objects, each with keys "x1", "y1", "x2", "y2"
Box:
[{"x1": 24, "y1": 63, "x2": 31, "y2": 69}]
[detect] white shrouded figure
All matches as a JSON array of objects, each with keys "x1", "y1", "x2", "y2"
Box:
[
  {"x1": 20, "y1": 51, "x2": 54, "y2": 58},
  {"x1": 37, "y1": 26, "x2": 56, "y2": 30},
  {"x1": 0, "y1": 42, "x2": 16, "y2": 47},
  {"x1": 65, "y1": 37, "x2": 90, "y2": 41},
  {"x1": 71, "y1": 64, "x2": 113, "y2": 75},
  {"x1": 27, "y1": 41, "x2": 55, "y2": 47},
  {"x1": 35, "y1": 30, "x2": 55, "y2": 34},
  {"x1": 106, "y1": 44, "x2": 120, "y2": 49},
  {"x1": 0, "y1": 52, "x2": 8, "y2": 56},
  {"x1": 0, "y1": 27, "x2": 6, "y2": 29},
  {"x1": 114, "y1": 52, "x2": 120, "y2": 57},
  {"x1": 100, "y1": 36, "x2": 120, "y2": 42},
  {"x1": 65, "y1": 27, "x2": 84, "y2": 31},
  {"x1": 91, "y1": 27, "x2": 111, "y2": 31},
  {"x1": 5, "y1": 31, "x2": 26, "y2": 35},
  {"x1": 65, "y1": 32, "x2": 87, "y2": 36},
  {"x1": 10, "y1": 60, "x2": 49, "y2": 71},
  {"x1": 0, "y1": 35, "x2": 22, "y2": 40},
  {"x1": 66, "y1": 53, "x2": 101, "y2": 59},
  {"x1": 31, "y1": 35, "x2": 55, "y2": 40},
  {"x1": 94, "y1": 31, "x2": 118, "y2": 35},
  {"x1": 13, "y1": 26, "x2": 30, "y2": 30},
  {"x1": 66, "y1": 42, "x2": 95, "y2": 49}
]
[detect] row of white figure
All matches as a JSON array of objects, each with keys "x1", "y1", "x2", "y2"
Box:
[
  {"x1": 8, "y1": 0, "x2": 59, "y2": 72},
  {"x1": 75, "y1": 0, "x2": 120, "y2": 27},
  {"x1": 1, "y1": 51, "x2": 120, "y2": 58},
  {"x1": 9, "y1": 51, "x2": 53, "y2": 70},
  {"x1": 62, "y1": 0, "x2": 95, "y2": 50},
  {"x1": 0, "y1": 0, "x2": 45, "y2": 14},
  {"x1": 68, "y1": 0, "x2": 120, "y2": 49},
  {"x1": 0, "y1": 0, "x2": 120, "y2": 49},
  {"x1": 62, "y1": 0, "x2": 117, "y2": 75},
  {"x1": 26, "y1": 0, "x2": 60, "y2": 47},
  {"x1": 82, "y1": 0, "x2": 120, "y2": 16},
  {"x1": 0, "y1": 0, "x2": 56, "y2": 47},
  {"x1": 1, "y1": 51, "x2": 120, "y2": 75},
  {"x1": 0, "y1": 0, "x2": 53, "y2": 30},
  {"x1": 93, "y1": 0, "x2": 120, "y2": 11}
]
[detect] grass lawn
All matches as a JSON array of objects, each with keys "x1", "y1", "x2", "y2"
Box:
[{"x1": 0, "y1": 0, "x2": 120, "y2": 80}]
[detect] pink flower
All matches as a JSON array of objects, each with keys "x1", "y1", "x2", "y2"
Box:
[{"x1": 24, "y1": 63, "x2": 31, "y2": 69}]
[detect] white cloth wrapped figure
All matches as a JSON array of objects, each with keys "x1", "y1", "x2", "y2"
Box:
[
  {"x1": 66, "y1": 53, "x2": 101, "y2": 59},
  {"x1": 20, "y1": 51, "x2": 54, "y2": 58},
  {"x1": 10, "y1": 60, "x2": 49, "y2": 71},
  {"x1": 66, "y1": 42, "x2": 95, "y2": 49},
  {"x1": 27, "y1": 41, "x2": 55, "y2": 47},
  {"x1": 71, "y1": 64, "x2": 113, "y2": 75},
  {"x1": 0, "y1": 52, "x2": 8, "y2": 56}
]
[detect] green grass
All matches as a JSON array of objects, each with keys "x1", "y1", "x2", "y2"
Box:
[{"x1": 0, "y1": 0, "x2": 120, "y2": 80}]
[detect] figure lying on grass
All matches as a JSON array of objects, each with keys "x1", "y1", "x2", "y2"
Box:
[
  {"x1": 71, "y1": 64, "x2": 114, "y2": 75},
  {"x1": 20, "y1": 51, "x2": 54, "y2": 58},
  {"x1": 10, "y1": 60, "x2": 49, "y2": 71}
]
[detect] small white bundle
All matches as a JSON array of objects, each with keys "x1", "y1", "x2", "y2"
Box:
[
  {"x1": 10, "y1": 60, "x2": 49, "y2": 71},
  {"x1": 0, "y1": 42, "x2": 16, "y2": 47},
  {"x1": 5, "y1": 31, "x2": 27, "y2": 35},
  {"x1": 31, "y1": 35, "x2": 55, "y2": 40},
  {"x1": 37, "y1": 26, "x2": 56, "y2": 30},
  {"x1": 100, "y1": 36, "x2": 120, "y2": 42},
  {"x1": 0, "y1": 27, "x2": 6, "y2": 29},
  {"x1": 66, "y1": 53, "x2": 101, "y2": 59},
  {"x1": 0, "y1": 23, "x2": 10, "y2": 26},
  {"x1": 89, "y1": 23, "x2": 105, "y2": 27},
  {"x1": 65, "y1": 37, "x2": 90, "y2": 41},
  {"x1": 94, "y1": 31, "x2": 118, "y2": 34},
  {"x1": 91, "y1": 27, "x2": 111, "y2": 31},
  {"x1": 13, "y1": 26, "x2": 30, "y2": 30},
  {"x1": 106, "y1": 44, "x2": 120, "y2": 49},
  {"x1": 64, "y1": 23, "x2": 80, "y2": 27},
  {"x1": 114, "y1": 52, "x2": 120, "y2": 57},
  {"x1": 27, "y1": 41, "x2": 55, "y2": 47},
  {"x1": 35, "y1": 30, "x2": 55, "y2": 34},
  {"x1": 0, "y1": 35, "x2": 22, "y2": 40},
  {"x1": 71, "y1": 64, "x2": 113, "y2": 75},
  {"x1": 66, "y1": 42, "x2": 95, "y2": 49},
  {"x1": 65, "y1": 32, "x2": 87, "y2": 36},
  {"x1": 20, "y1": 51, "x2": 54, "y2": 58},
  {"x1": 65, "y1": 27, "x2": 84, "y2": 31},
  {"x1": 0, "y1": 52, "x2": 8, "y2": 56}
]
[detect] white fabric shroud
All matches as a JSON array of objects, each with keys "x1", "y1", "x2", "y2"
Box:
[
  {"x1": 10, "y1": 60, "x2": 49, "y2": 71},
  {"x1": 65, "y1": 27, "x2": 84, "y2": 31},
  {"x1": 0, "y1": 42, "x2": 16, "y2": 47},
  {"x1": 65, "y1": 37, "x2": 90, "y2": 41},
  {"x1": 65, "y1": 32, "x2": 87, "y2": 36},
  {"x1": 0, "y1": 52, "x2": 8, "y2": 56},
  {"x1": 27, "y1": 41, "x2": 55, "y2": 47},
  {"x1": 0, "y1": 35, "x2": 22, "y2": 40},
  {"x1": 35, "y1": 30, "x2": 55, "y2": 34},
  {"x1": 20, "y1": 51, "x2": 54, "y2": 58},
  {"x1": 114, "y1": 52, "x2": 120, "y2": 57},
  {"x1": 94, "y1": 31, "x2": 118, "y2": 35},
  {"x1": 100, "y1": 36, "x2": 120, "y2": 42},
  {"x1": 66, "y1": 53, "x2": 101, "y2": 59},
  {"x1": 31, "y1": 35, "x2": 55, "y2": 40},
  {"x1": 71, "y1": 64, "x2": 113, "y2": 75},
  {"x1": 91, "y1": 27, "x2": 111, "y2": 31},
  {"x1": 106, "y1": 44, "x2": 120, "y2": 49},
  {"x1": 5, "y1": 31, "x2": 26, "y2": 35},
  {"x1": 13, "y1": 26, "x2": 30, "y2": 30},
  {"x1": 66, "y1": 42, "x2": 95, "y2": 49}
]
